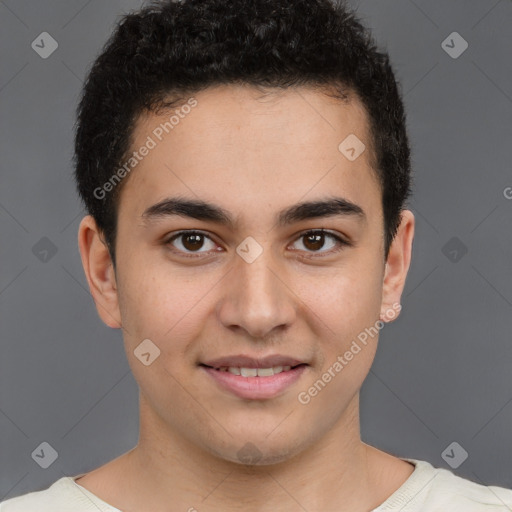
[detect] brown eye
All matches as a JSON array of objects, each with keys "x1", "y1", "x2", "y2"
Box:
[
  {"x1": 292, "y1": 229, "x2": 349, "y2": 255},
  {"x1": 181, "y1": 233, "x2": 205, "y2": 251},
  {"x1": 303, "y1": 232, "x2": 325, "y2": 251},
  {"x1": 166, "y1": 231, "x2": 218, "y2": 256}
]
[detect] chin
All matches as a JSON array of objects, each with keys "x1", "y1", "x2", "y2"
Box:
[{"x1": 207, "y1": 436, "x2": 306, "y2": 467}]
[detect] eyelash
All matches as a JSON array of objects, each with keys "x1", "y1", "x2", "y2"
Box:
[{"x1": 164, "y1": 229, "x2": 351, "y2": 259}]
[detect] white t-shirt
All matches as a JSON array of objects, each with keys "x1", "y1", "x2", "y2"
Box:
[{"x1": 1, "y1": 457, "x2": 512, "y2": 511}]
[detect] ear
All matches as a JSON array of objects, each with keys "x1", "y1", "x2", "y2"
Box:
[
  {"x1": 380, "y1": 209, "x2": 415, "y2": 322},
  {"x1": 77, "y1": 215, "x2": 122, "y2": 328}
]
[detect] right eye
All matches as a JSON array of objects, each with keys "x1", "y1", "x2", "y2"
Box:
[{"x1": 164, "y1": 230, "x2": 222, "y2": 258}]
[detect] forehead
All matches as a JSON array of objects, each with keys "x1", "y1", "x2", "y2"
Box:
[{"x1": 119, "y1": 84, "x2": 382, "y2": 227}]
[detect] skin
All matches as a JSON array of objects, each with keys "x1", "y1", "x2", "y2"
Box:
[{"x1": 77, "y1": 84, "x2": 415, "y2": 512}]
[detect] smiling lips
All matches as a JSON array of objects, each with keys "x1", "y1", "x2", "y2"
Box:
[
  {"x1": 200, "y1": 354, "x2": 308, "y2": 399},
  {"x1": 216, "y1": 365, "x2": 293, "y2": 377}
]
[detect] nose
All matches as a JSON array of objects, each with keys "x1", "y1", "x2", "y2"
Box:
[{"x1": 216, "y1": 244, "x2": 296, "y2": 340}]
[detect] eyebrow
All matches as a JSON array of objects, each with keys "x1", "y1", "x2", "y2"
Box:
[{"x1": 141, "y1": 196, "x2": 366, "y2": 228}]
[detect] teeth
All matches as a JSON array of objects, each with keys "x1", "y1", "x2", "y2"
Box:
[
  {"x1": 256, "y1": 367, "x2": 274, "y2": 377},
  {"x1": 216, "y1": 365, "x2": 296, "y2": 377},
  {"x1": 240, "y1": 367, "x2": 258, "y2": 377}
]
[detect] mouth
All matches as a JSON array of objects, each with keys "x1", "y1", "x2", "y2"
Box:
[
  {"x1": 200, "y1": 363, "x2": 306, "y2": 377},
  {"x1": 199, "y1": 361, "x2": 308, "y2": 400}
]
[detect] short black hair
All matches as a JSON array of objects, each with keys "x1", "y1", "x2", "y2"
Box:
[{"x1": 74, "y1": 0, "x2": 412, "y2": 264}]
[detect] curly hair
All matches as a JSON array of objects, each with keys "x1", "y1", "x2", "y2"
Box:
[{"x1": 74, "y1": 0, "x2": 412, "y2": 264}]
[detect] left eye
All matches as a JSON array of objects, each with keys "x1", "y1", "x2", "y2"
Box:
[
  {"x1": 291, "y1": 229, "x2": 347, "y2": 254},
  {"x1": 165, "y1": 229, "x2": 348, "y2": 257}
]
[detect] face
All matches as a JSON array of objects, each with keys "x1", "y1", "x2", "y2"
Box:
[{"x1": 79, "y1": 84, "x2": 414, "y2": 466}]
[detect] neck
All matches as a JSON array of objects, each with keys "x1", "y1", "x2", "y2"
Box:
[{"x1": 114, "y1": 393, "x2": 389, "y2": 512}]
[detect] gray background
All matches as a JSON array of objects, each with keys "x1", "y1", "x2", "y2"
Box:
[{"x1": 1, "y1": 0, "x2": 511, "y2": 501}]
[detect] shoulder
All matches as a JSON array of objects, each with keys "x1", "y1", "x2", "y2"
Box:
[
  {"x1": 388, "y1": 458, "x2": 512, "y2": 511},
  {"x1": 0, "y1": 476, "x2": 119, "y2": 512},
  {"x1": 0, "y1": 478, "x2": 80, "y2": 512},
  {"x1": 427, "y1": 463, "x2": 512, "y2": 510}
]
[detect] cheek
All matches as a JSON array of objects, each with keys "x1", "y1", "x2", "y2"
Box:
[
  {"x1": 303, "y1": 258, "x2": 384, "y2": 372},
  {"x1": 305, "y1": 260, "x2": 383, "y2": 328},
  {"x1": 115, "y1": 257, "x2": 215, "y2": 354},
  {"x1": 297, "y1": 272, "x2": 383, "y2": 413}
]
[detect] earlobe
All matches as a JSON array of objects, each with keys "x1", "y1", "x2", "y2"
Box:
[
  {"x1": 380, "y1": 209, "x2": 415, "y2": 322},
  {"x1": 77, "y1": 215, "x2": 122, "y2": 328}
]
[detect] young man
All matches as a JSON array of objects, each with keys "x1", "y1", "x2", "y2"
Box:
[{"x1": 2, "y1": 0, "x2": 511, "y2": 511}]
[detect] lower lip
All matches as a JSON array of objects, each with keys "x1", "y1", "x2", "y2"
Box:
[{"x1": 201, "y1": 365, "x2": 307, "y2": 400}]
